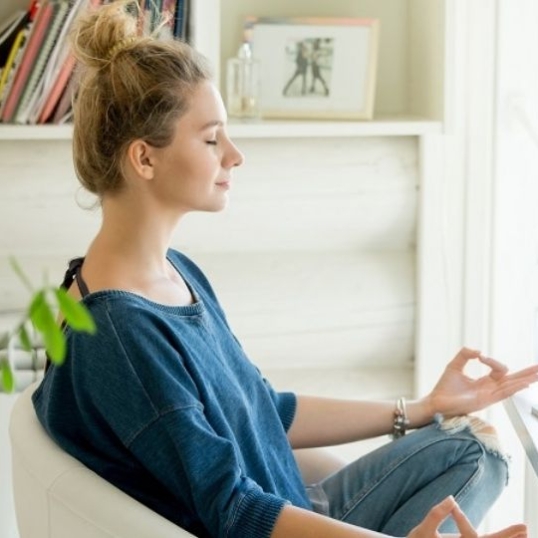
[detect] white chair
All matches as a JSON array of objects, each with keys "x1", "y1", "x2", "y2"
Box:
[{"x1": 10, "y1": 383, "x2": 347, "y2": 538}]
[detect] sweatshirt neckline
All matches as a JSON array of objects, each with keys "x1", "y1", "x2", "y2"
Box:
[{"x1": 82, "y1": 289, "x2": 205, "y2": 316}]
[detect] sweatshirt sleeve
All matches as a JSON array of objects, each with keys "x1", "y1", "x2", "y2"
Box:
[{"x1": 129, "y1": 406, "x2": 289, "y2": 538}]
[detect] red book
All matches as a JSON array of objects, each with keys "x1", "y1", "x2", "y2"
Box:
[
  {"x1": 27, "y1": 0, "x2": 41, "y2": 22},
  {"x1": 1, "y1": 0, "x2": 54, "y2": 122}
]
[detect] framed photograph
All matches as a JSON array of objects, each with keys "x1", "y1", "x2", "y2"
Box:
[{"x1": 244, "y1": 16, "x2": 379, "y2": 120}]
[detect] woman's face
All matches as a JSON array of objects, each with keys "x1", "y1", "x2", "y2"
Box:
[{"x1": 148, "y1": 81, "x2": 244, "y2": 215}]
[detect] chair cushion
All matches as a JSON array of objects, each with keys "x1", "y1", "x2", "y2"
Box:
[{"x1": 9, "y1": 383, "x2": 196, "y2": 538}]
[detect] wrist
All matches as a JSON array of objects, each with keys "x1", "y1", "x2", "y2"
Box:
[{"x1": 406, "y1": 396, "x2": 437, "y2": 429}]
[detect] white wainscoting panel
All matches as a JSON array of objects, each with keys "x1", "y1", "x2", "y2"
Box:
[
  {"x1": 0, "y1": 135, "x2": 418, "y2": 377},
  {"x1": 0, "y1": 131, "x2": 418, "y2": 538},
  {"x1": 191, "y1": 250, "x2": 415, "y2": 370},
  {"x1": 176, "y1": 137, "x2": 418, "y2": 253}
]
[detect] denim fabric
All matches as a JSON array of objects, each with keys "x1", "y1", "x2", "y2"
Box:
[
  {"x1": 307, "y1": 422, "x2": 509, "y2": 535},
  {"x1": 33, "y1": 249, "x2": 311, "y2": 538}
]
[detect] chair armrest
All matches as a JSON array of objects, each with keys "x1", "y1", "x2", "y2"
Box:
[{"x1": 294, "y1": 447, "x2": 348, "y2": 485}]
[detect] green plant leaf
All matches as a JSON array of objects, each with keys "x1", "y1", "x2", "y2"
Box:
[
  {"x1": 54, "y1": 288, "x2": 96, "y2": 334},
  {"x1": 9, "y1": 256, "x2": 34, "y2": 293},
  {"x1": 28, "y1": 291, "x2": 50, "y2": 332},
  {"x1": 18, "y1": 324, "x2": 33, "y2": 352},
  {"x1": 1, "y1": 360, "x2": 14, "y2": 393},
  {"x1": 0, "y1": 332, "x2": 9, "y2": 351},
  {"x1": 28, "y1": 291, "x2": 66, "y2": 364},
  {"x1": 42, "y1": 323, "x2": 66, "y2": 364}
]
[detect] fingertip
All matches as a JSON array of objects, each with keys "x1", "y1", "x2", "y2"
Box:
[
  {"x1": 451, "y1": 502, "x2": 476, "y2": 534},
  {"x1": 461, "y1": 346, "x2": 481, "y2": 356},
  {"x1": 479, "y1": 354, "x2": 509, "y2": 371},
  {"x1": 439, "y1": 495, "x2": 457, "y2": 510}
]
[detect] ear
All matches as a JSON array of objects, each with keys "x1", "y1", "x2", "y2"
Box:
[{"x1": 125, "y1": 139, "x2": 156, "y2": 180}]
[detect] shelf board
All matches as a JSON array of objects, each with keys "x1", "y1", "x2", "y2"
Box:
[
  {"x1": 0, "y1": 116, "x2": 442, "y2": 141},
  {"x1": 0, "y1": 124, "x2": 73, "y2": 140},
  {"x1": 228, "y1": 116, "x2": 443, "y2": 138}
]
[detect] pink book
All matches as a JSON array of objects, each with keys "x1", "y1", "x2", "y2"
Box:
[
  {"x1": 37, "y1": 50, "x2": 75, "y2": 123},
  {"x1": 1, "y1": 0, "x2": 54, "y2": 122},
  {"x1": 51, "y1": 71, "x2": 74, "y2": 124}
]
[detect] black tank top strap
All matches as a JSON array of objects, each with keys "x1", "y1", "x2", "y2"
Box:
[
  {"x1": 46, "y1": 257, "x2": 90, "y2": 372},
  {"x1": 62, "y1": 257, "x2": 90, "y2": 298}
]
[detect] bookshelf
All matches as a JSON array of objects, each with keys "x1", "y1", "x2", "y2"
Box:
[
  {"x1": 0, "y1": 0, "x2": 454, "y2": 390},
  {"x1": 0, "y1": 0, "x2": 446, "y2": 133},
  {"x1": 213, "y1": 0, "x2": 446, "y2": 124}
]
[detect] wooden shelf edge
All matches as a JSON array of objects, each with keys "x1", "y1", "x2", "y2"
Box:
[
  {"x1": 228, "y1": 117, "x2": 443, "y2": 138},
  {"x1": 0, "y1": 117, "x2": 442, "y2": 141},
  {"x1": 0, "y1": 124, "x2": 73, "y2": 140}
]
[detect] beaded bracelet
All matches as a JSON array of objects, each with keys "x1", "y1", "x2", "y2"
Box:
[{"x1": 391, "y1": 396, "x2": 410, "y2": 439}]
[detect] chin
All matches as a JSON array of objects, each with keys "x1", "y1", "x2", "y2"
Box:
[{"x1": 204, "y1": 199, "x2": 229, "y2": 213}]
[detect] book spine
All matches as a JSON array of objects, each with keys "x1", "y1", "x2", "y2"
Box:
[
  {"x1": 14, "y1": 1, "x2": 71, "y2": 124},
  {"x1": 0, "y1": 28, "x2": 28, "y2": 102},
  {"x1": 1, "y1": 0, "x2": 54, "y2": 122}
]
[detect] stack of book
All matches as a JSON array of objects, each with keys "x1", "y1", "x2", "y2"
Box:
[{"x1": 0, "y1": 0, "x2": 191, "y2": 125}]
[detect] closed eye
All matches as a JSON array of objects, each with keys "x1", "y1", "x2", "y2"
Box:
[{"x1": 206, "y1": 140, "x2": 218, "y2": 145}]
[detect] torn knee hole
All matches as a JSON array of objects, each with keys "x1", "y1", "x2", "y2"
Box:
[
  {"x1": 437, "y1": 415, "x2": 505, "y2": 458},
  {"x1": 438, "y1": 415, "x2": 494, "y2": 433}
]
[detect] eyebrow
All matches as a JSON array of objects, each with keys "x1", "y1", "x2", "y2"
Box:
[{"x1": 200, "y1": 120, "x2": 224, "y2": 131}]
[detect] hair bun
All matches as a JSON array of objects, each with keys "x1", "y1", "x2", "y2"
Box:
[{"x1": 71, "y1": 0, "x2": 139, "y2": 68}]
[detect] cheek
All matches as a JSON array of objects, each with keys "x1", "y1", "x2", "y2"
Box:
[{"x1": 156, "y1": 143, "x2": 220, "y2": 190}]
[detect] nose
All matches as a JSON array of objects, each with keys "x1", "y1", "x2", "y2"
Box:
[{"x1": 226, "y1": 139, "x2": 245, "y2": 168}]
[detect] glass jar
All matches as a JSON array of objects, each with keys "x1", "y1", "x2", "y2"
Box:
[{"x1": 226, "y1": 42, "x2": 261, "y2": 120}]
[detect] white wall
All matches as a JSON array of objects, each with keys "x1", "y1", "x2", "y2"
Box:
[
  {"x1": 0, "y1": 136, "x2": 418, "y2": 372},
  {"x1": 0, "y1": 135, "x2": 418, "y2": 538},
  {"x1": 0, "y1": 393, "x2": 18, "y2": 538}
]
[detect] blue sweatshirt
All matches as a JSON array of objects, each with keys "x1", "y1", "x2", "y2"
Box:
[{"x1": 33, "y1": 249, "x2": 311, "y2": 538}]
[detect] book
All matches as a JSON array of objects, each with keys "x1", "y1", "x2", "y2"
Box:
[
  {"x1": 173, "y1": 0, "x2": 185, "y2": 40},
  {"x1": 28, "y1": 0, "x2": 88, "y2": 123},
  {"x1": 51, "y1": 68, "x2": 74, "y2": 123},
  {"x1": 14, "y1": 0, "x2": 71, "y2": 124},
  {"x1": 156, "y1": 0, "x2": 176, "y2": 39},
  {"x1": 35, "y1": 51, "x2": 75, "y2": 123},
  {"x1": 183, "y1": 0, "x2": 191, "y2": 43},
  {"x1": 0, "y1": 28, "x2": 28, "y2": 103},
  {"x1": 151, "y1": 0, "x2": 163, "y2": 32},
  {"x1": 27, "y1": 0, "x2": 41, "y2": 22},
  {"x1": 0, "y1": 0, "x2": 54, "y2": 122},
  {"x1": 38, "y1": 0, "x2": 102, "y2": 123},
  {"x1": 0, "y1": 9, "x2": 29, "y2": 67},
  {"x1": 140, "y1": 0, "x2": 153, "y2": 34}
]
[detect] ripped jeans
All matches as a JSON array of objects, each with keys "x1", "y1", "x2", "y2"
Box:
[{"x1": 305, "y1": 416, "x2": 510, "y2": 536}]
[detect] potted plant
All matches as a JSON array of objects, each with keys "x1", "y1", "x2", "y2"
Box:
[{"x1": 0, "y1": 258, "x2": 95, "y2": 393}]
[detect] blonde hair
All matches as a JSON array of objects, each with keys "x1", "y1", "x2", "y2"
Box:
[{"x1": 70, "y1": 0, "x2": 211, "y2": 196}]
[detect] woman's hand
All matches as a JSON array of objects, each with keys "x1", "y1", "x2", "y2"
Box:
[
  {"x1": 408, "y1": 496, "x2": 527, "y2": 537},
  {"x1": 426, "y1": 347, "x2": 538, "y2": 417}
]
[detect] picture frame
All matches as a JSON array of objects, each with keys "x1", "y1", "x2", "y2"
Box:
[{"x1": 244, "y1": 16, "x2": 380, "y2": 120}]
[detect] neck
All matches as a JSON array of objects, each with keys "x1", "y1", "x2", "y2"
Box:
[{"x1": 86, "y1": 192, "x2": 185, "y2": 276}]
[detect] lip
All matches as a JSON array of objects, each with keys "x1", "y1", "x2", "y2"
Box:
[{"x1": 216, "y1": 180, "x2": 231, "y2": 189}]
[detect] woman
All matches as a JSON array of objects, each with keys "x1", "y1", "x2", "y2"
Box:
[{"x1": 33, "y1": 2, "x2": 536, "y2": 537}]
